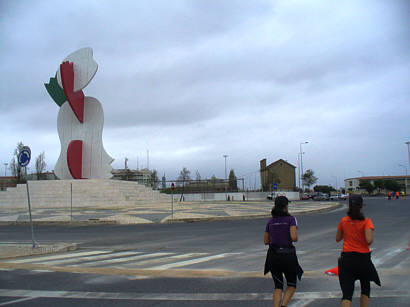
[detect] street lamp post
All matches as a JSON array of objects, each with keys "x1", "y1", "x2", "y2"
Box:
[
  {"x1": 3, "y1": 163, "x2": 7, "y2": 176},
  {"x1": 405, "y1": 141, "x2": 410, "y2": 168},
  {"x1": 299, "y1": 142, "x2": 308, "y2": 191},
  {"x1": 332, "y1": 176, "x2": 338, "y2": 192},
  {"x1": 223, "y1": 155, "x2": 228, "y2": 200}
]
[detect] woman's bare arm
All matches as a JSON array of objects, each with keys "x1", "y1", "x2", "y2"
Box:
[
  {"x1": 336, "y1": 228, "x2": 343, "y2": 242},
  {"x1": 264, "y1": 232, "x2": 270, "y2": 245},
  {"x1": 365, "y1": 228, "x2": 373, "y2": 245},
  {"x1": 290, "y1": 226, "x2": 298, "y2": 242}
]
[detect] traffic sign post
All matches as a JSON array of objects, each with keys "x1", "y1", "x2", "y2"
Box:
[
  {"x1": 273, "y1": 183, "x2": 278, "y2": 190},
  {"x1": 171, "y1": 183, "x2": 175, "y2": 221},
  {"x1": 18, "y1": 146, "x2": 36, "y2": 248}
]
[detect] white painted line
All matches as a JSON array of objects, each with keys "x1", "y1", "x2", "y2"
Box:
[
  {"x1": 4, "y1": 251, "x2": 111, "y2": 264},
  {"x1": 373, "y1": 248, "x2": 405, "y2": 266},
  {"x1": 147, "y1": 253, "x2": 241, "y2": 270},
  {"x1": 131, "y1": 253, "x2": 208, "y2": 267},
  {"x1": 0, "y1": 296, "x2": 37, "y2": 306},
  {"x1": 288, "y1": 299, "x2": 315, "y2": 307},
  {"x1": 32, "y1": 270, "x2": 53, "y2": 273},
  {"x1": 81, "y1": 252, "x2": 174, "y2": 267},
  {"x1": 36, "y1": 251, "x2": 138, "y2": 265},
  {"x1": 0, "y1": 289, "x2": 408, "y2": 300}
]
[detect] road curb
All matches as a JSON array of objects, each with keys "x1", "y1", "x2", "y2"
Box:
[
  {"x1": 0, "y1": 202, "x2": 342, "y2": 226},
  {"x1": 162, "y1": 202, "x2": 343, "y2": 224},
  {"x1": 0, "y1": 243, "x2": 77, "y2": 260}
]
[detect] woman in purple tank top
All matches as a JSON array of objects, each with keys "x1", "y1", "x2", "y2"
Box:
[{"x1": 264, "y1": 196, "x2": 303, "y2": 307}]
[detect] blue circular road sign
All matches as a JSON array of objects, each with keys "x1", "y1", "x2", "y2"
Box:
[{"x1": 18, "y1": 146, "x2": 31, "y2": 167}]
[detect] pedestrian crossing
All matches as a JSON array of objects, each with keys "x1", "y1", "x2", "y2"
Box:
[{"x1": 2, "y1": 249, "x2": 242, "y2": 271}]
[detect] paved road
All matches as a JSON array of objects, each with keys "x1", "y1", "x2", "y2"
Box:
[{"x1": 0, "y1": 198, "x2": 409, "y2": 306}]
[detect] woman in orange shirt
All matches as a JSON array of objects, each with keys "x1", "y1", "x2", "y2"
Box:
[{"x1": 336, "y1": 194, "x2": 380, "y2": 307}]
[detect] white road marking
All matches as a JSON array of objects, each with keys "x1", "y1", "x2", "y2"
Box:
[
  {"x1": 3, "y1": 251, "x2": 110, "y2": 264},
  {"x1": 0, "y1": 289, "x2": 408, "y2": 300},
  {"x1": 0, "y1": 296, "x2": 37, "y2": 306},
  {"x1": 147, "y1": 253, "x2": 242, "y2": 270},
  {"x1": 81, "y1": 252, "x2": 174, "y2": 267},
  {"x1": 129, "y1": 253, "x2": 208, "y2": 267},
  {"x1": 288, "y1": 299, "x2": 315, "y2": 307},
  {"x1": 373, "y1": 248, "x2": 405, "y2": 266},
  {"x1": 35, "y1": 251, "x2": 139, "y2": 265}
]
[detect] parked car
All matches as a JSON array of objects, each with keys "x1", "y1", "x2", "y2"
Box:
[
  {"x1": 338, "y1": 194, "x2": 348, "y2": 200},
  {"x1": 313, "y1": 192, "x2": 329, "y2": 201},
  {"x1": 329, "y1": 194, "x2": 339, "y2": 200},
  {"x1": 300, "y1": 193, "x2": 311, "y2": 200}
]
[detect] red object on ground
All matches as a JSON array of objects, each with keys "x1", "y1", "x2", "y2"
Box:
[
  {"x1": 60, "y1": 61, "x2": 85, "y2": 123},
  {"x1": 325, "y1": 266, "x2": 339, "y2": 276},
  {"x1": 67, "y1": 140, "x2": 83, "y2": 179}
]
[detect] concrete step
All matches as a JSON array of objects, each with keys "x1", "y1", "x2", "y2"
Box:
[{"x1": 0, "y1": 179, "x2": 170, "y2": 208}]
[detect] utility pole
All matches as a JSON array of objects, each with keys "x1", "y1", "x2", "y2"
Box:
[
  {"x1": 223, "y1": 155, "x2": 228, "y2": 200},
  {"x1": 299, "y1": 141, "x2": 308, "y2": 191},
  {"x1": 4, "y1": 163, "x2": 7, "y2": 176}
]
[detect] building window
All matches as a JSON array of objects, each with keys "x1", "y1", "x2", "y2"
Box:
[{"x1": 349, "y1": 181, "x2": 352, "y2": 187}]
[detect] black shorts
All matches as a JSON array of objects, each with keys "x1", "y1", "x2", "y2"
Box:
[
  {"x1": 338, "y1": 252, "x2": 372, "y2": 301},
  {"x1": 270, "y1": 253, "x2": 298, "y2": 290}
]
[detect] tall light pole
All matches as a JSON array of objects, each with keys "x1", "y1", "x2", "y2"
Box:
[
  {"x1": 3, "y1": 163, "x2": 7, "y2": 176},
  {"x1": 299, "y1": 141, "x2": 308, "y2": 191},
  {"x1": 399, "y1": 164, "x2": 408, "y2": 195},
  {"x1": 223, "y1": 155, "x2": 228, "y2": 200},
  {"x1": 332, "y1": 175, "x2": 338, "y2": 192},
  {"x1": 405, "y1": 141, "x2": 410, "y2": 168}
]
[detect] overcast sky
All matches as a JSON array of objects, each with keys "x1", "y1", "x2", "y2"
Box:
[{"x1": 1, "y1": 0, "x2": 409, "y2": 189}]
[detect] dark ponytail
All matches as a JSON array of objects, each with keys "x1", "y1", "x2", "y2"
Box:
[
  {"x1": 347, "y1": 194, "x2": 365, "y2": 220},
  {"x1": 271, "y1": 196, "x2": 290, "y2": 217}
]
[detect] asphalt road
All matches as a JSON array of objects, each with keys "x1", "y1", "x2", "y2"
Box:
[{"x1": 0, "y1": 198, "x2": 409, "y2": 306}]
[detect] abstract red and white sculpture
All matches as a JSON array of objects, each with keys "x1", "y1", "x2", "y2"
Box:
[{"x1": 45, "y1": 47, "x2": 113, "y2": 179}]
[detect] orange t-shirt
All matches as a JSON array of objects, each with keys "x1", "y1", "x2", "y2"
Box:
[{"x1": 337, "y1": 216, "x2": 374, "y2": 253}]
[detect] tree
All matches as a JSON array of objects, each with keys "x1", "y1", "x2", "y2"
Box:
[
  {"x1": 195, "y1": 170, "x2": 201, "y2": 181},
  {"x1": 177, "y1": 167, "x2": 191, "y2": 186},
  {"x1": 177, "y1": 167, "x2": 191, "y2": 201},
  {"x1": 161, "y1": 174, "x2": 166, "y2": 190},
  {"x1": 314, "y1": 185, "x2": 336, "y2": 194},
  {"x1": 302, "y1": 169, "x2": 318, "y2": 190},
  {"x1": 210, "y1": 175, "x2": 217, "y2": 185},
  {"x1": 35, "y1": 151, "x2": 47, "y2": 180},
  {"x1": 228, "y1": 169, "x2": 238, "y2": 191},
  {"x1": 384, "y1": 180, "x2": 402, "y2": 192},
  {"x1": 359, "y1": 180, "x2": 375, "y2": 194},
  {"x1": 151, "y1": 169, "x2": 159, "y2": 189},
  {"x1": 373, "y1": 179, "x2": 385, "y2": 194},
  {"x1": 10, "y1": 142, "x2": 26, "y2": 183}
]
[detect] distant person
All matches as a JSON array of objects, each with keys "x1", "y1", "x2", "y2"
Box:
[
  {"x1": 264, "y1": 196, "x2": 303, "y2": 307},
  {"x1": 387, "y1": 191, "x2": 391, "y2": 200},
  {"x1": 395, "y1": 191, "x2": 399, "y2": 199},
  {"x1": 336, "y1": 194, "x2": 380, "y2": 307},
  {"x1": 401, "y1": 191, "x2": 405, "y2": 199}
]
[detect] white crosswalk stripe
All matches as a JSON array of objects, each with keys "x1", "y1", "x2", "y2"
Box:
[
  {"x1": 4, "y1": 250, "x2": 111, "y2": 263},
  {"x1": 35, "y1": 251, "x2": 140, "y2": 265},
  {"x1": 83, "y1": 252, "x2": 174, "y2": 267},
  {"x1": 3, "y1": 249, "x2": 243, "y2": 270},
  {"x1": 128, "y1": 253, "x2": 208, "y2": 268},
  {"x1": 147, "y1": 253, "x2": 242, "y2": 270}
]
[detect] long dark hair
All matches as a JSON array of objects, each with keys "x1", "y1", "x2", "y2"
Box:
[
  {"x1": 347, "y1": 194, "x2": 365, "y2": 220},
  {"x1": 271, "y1": 196, "x2": 290, "y2": 217}
]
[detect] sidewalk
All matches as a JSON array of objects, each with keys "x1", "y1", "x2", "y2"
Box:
[{"x1": 0, "y1": 200, "x2": 342, "y2": 259}]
